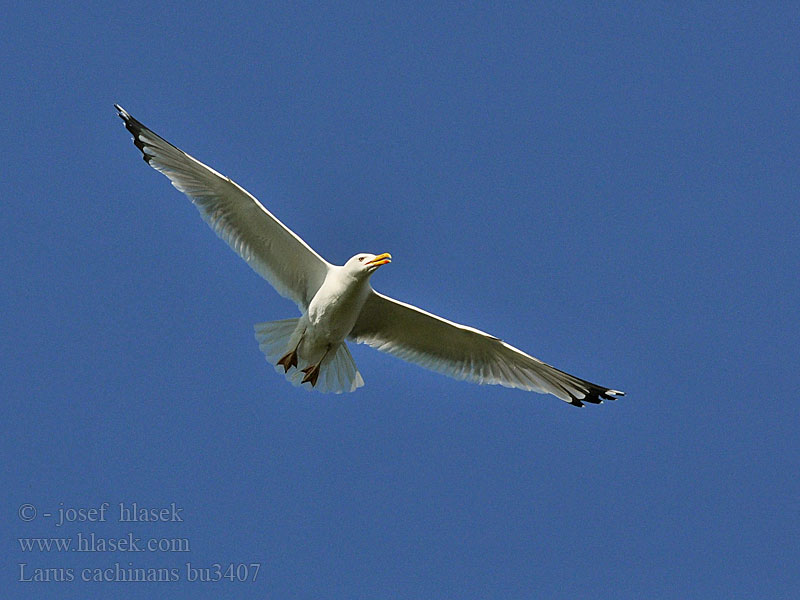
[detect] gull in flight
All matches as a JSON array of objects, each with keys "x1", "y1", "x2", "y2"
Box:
[{"x1": 115, "y1": 105, "x2": 624, "y2": 407}]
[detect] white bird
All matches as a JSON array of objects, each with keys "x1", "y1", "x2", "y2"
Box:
[{"x1": 115, "y1": 105, "x2": 624, "y2": 407}]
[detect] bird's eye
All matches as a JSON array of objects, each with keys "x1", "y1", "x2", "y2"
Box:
[{"x1": 357, "y1": 256, "x2": 365, "y2": 262}]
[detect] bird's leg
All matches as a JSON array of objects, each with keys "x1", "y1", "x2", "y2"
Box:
[
  {"x1": 277, "y1": 332, "x2": 304, "y2": 373},
  {"x1": 301, "y1": 345, "x2": 332, "y2": 387}
]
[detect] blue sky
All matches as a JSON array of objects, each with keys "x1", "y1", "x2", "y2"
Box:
[{"x1": 2, "y1": 2, "x2": 798, "y2": 598}]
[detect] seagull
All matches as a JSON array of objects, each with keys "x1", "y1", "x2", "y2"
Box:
[{"x1": 115, "y1": 105, "x2": 624, "y2": 407}]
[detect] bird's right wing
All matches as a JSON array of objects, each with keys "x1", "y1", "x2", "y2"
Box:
[
  {"x1": 115, "y1": 105, "x2": 330, "y2": 310},
  {"x1": 350, "y1": 290, "x2": 624, "y2": 406}
]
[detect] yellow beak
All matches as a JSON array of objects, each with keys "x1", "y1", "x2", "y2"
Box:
[{"x1": 366, "y1": 252, "x2": 392, "y2": 267}]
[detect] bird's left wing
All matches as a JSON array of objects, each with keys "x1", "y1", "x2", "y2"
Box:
[
  {"x1": 115, "y1": 105, "x2": 330, "y2": 310},
  {"x1": 350, "y1": 290, "x2": 624, "y2": 406}
]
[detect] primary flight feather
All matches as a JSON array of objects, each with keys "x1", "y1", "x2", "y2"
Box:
[{"x1": 115, "y1": 105, "x2": 624, "y2": 406}]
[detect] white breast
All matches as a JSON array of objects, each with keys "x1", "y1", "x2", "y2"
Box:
[{"x1": 306, "y1": 267, "x2": 372, "y2": 344}]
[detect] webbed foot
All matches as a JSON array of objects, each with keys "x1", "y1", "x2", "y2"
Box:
[
  {"x1": 301, "y1": 364, "x2": 320, "y2": 387},
  {"x1": 277, "y1": 349, "x2": 298, "y2": 372}
]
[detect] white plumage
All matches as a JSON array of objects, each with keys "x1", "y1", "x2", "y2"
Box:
[{"x1": 116, "y1": 105, "x2": 624, "y2": 406}]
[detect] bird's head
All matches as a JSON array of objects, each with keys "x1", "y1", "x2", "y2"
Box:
[{"x1": 346, "y1": 252, "x2": 392, "y2": 277}]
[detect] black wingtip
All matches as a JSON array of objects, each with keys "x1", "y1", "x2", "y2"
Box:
[
  {"x1": 114, "y1": 104, "x2": 129, "y2": 121},
  {"x1": 114, "y1": 105, "x2": 154, "y2": 164},
  {"x1": 567, "y1": 387, "x2": 625, "y2": 408},
  {"x1": 114, "y1": 104, "x2": 140, "y2": 128}
]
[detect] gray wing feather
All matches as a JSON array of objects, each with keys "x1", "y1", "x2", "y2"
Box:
[
  {"x1": 350, "y1": 290, "x2": 624, "y2": 406},
  {"x1": 115, "y1": 105, "x2": 329, "y2": 310}
]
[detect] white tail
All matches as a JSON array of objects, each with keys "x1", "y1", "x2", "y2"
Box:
[{"x1": 254, "y1": 319, "x2": 365, "y2": 394}]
